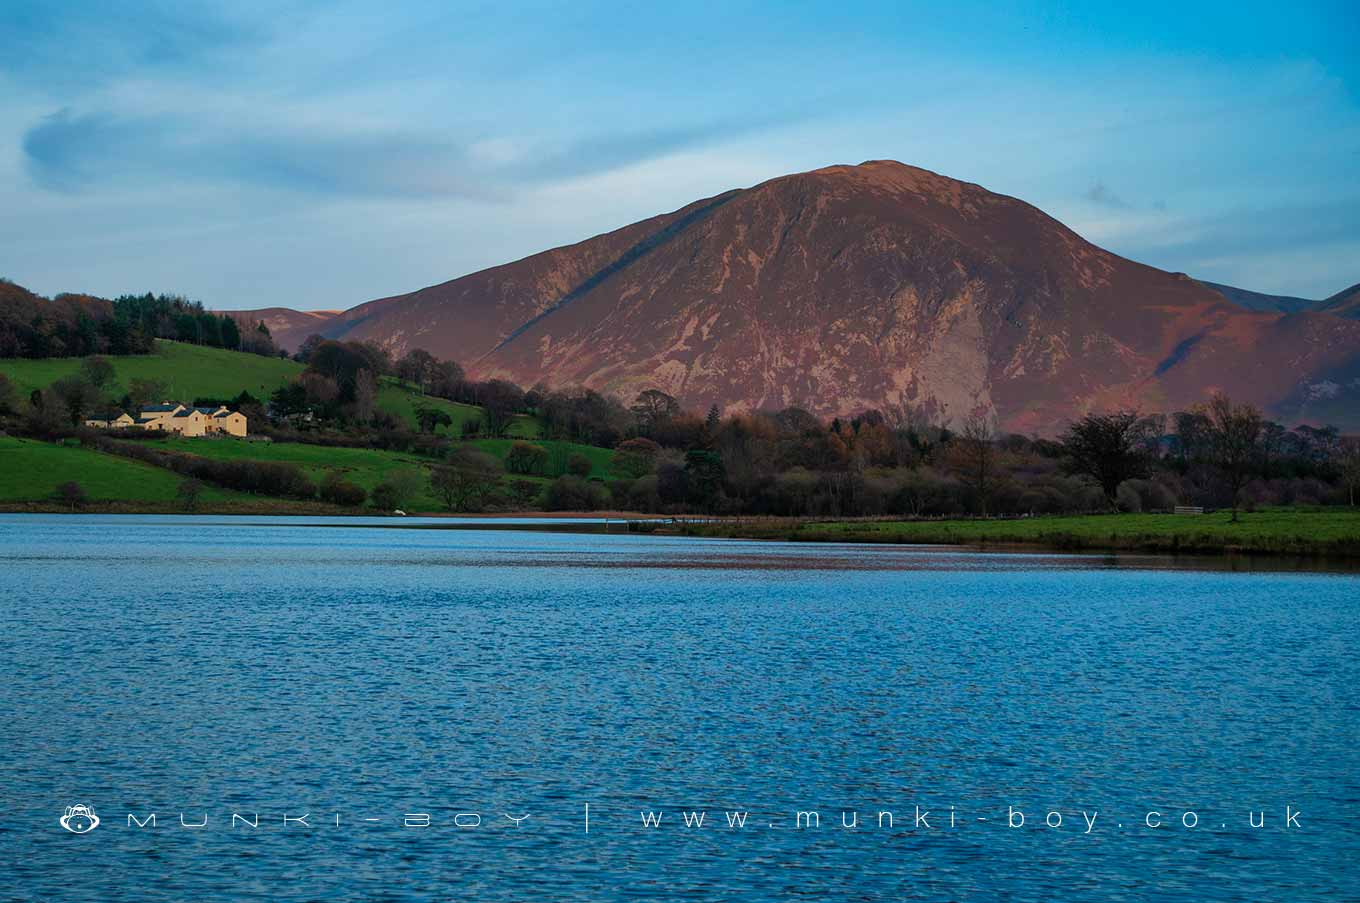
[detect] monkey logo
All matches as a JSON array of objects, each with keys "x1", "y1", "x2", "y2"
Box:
[{"x1": 59, "y1": 804, "x2": 99, "y2": 834}]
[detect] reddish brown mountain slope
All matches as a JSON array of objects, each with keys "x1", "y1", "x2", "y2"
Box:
[
  {"x1": 1317, "y1": 283, "x2": 1360, "y2": 319},
  {"x1": 311, "y1": 161, "x2": 1360, "y2": 433},
  {"x1": 223, "y1": 308, "x2": 342, "y2": 351}
]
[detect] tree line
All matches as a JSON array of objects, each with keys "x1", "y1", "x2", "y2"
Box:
[
  {"x1": 234, "y1": 334, "x2": 1360, "y2": 515},
  {"x1": 6, "y1": 327, "x2": 1359, "y2": 516},
  {"x1": 276, "y1": 335, "x2": 631, "y2": 447},
  {"x1": 0, "y1": 280, "x2": 278, "y2": 359}
]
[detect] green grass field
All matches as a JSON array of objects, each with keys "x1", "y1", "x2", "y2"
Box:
[
  {"x1": 147, "y1": 434, "x2": 617, "y2": 504},
  {"x1": 139, "y1": 433, "x2": 614, "y2": 509},
  {"x1": 0, "y1": 436, "x2": 239, "y2": 504},
  {"x1": 0, "y1": 343, "x2": 614, "y2": 511},
  {"x1": 154, "y1": 436, "x2": 449, "y2": 509},
  {"x1": 0, "y1": 434, "x2": 562, "y2": 511},
  {"x1": 672, "y1": 510, "x2": 1360, "y2": 556},
  {"x1": 0, "y1": 339, "x2": 302, "y2": 400},
  {"x1": 0, "y1": 341, "x2": 547, "y2": 436},
  {"x1": 376, "y1": 380, "x2": 542, "y2": 438}
]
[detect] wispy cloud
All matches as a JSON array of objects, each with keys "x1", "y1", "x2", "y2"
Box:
[
  {"x1": 503, "y1": 112, "x2": 807, "y2": 184},
  {"x1": 22, "y1": 108, "x2": 496, "y2": 199},
  {"x1": 22, "y1": 102, "x2": 799, "y2": 201},
  {"x1": 1084, "y1": 181, "x2": 1133, "y2": 209}
]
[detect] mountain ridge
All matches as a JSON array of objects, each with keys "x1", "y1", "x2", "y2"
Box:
[
  {"x1": 214, "y1": 160, "x2": 1360, "y2": 432},
  {"x1": 1197, "y1": 280, "x2": 1360, "y2": 319}
]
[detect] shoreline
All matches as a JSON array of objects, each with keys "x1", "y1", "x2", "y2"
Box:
[
  {"x1": 3, "y1": 505, "x2": 1359, "y2": 561},
  {"x1": 646, "y1": 511, "x2": 1360, "y2": 561}
]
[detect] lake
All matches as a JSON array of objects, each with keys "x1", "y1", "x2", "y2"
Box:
[{"x1": 2, "y1": 514, "x2": 1357, "y2": 901}]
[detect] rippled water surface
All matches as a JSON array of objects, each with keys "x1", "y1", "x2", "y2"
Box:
[{"x1": 2, "y1": 514, "x2": 1358, "y2": 901}]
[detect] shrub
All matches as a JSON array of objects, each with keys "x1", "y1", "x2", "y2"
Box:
[
  {"x1": 566, "y1": 452, "x2": 593, "y2": 478},
  {"x1": 55, "y1": 480, "x2": 87, "y2": 511},
  {"x1": 505, "y1": 441, "x2": 549, "y2": 475},
  {"x1": 319, "y1": 471, "x2": 367, "y2": 507},
  {"x1": 628, "y1": 475, "x2": 661, "y2": 512},
  {"x1": 611, "y1": 437, "x2": 661, "y2": 478},
  {"x1": 177, "y1": 478, "x2": 205, "y2": 512},
  {"x1": 508, "y1": 479, "x2": 542, "y2": 509},
  {"x1": 430, "y1": 449, "x2": 501, "y2": 511},
  {"x1": 93, "y1": 437, "x2": 317, "y2": 499},
  {"x1": 370, "y1": 482, "x2": 400, "y2": 510},
  {"x1": 544, "y1": 475, "x2": 610, "y2": 511},
  {"x1": 369, "y1": 467, "x2": 423, "y2": 510},
  {"x1": 1119, "y1": 478, "x2": 1177, "y2": 512},
  {"x1": 1115, "y1": 481, "x2": 1142, "y2": 512}
]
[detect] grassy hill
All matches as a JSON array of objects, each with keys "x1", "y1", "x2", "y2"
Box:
[
  {"x1": 154, "y1": 436, "x2": 449, "y2": 509},
  {"x1": 1, "y1": 342, "x2": 617, "y2": 510},
  {"x1": 0, "y1": 431, "x2": 617, "y2": 511},
  {"x1": 0, "y1": 340, "x2": 543, "y2": 437},
  {"x1": 153, "y1": 433, "x2": 616, "y2": 499},
  {"x1": 0, "y1": 436, "x2": 240, "y2": 504},
  {"x1": 0, "y1": 340, "x2": 301, "y2": 400},
  {"x1": 375, "y1": 380, "x2": 542, "y2": 438}
]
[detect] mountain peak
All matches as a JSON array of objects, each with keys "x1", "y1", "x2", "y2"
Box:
[
  {"x1": 242, "y1": 163, "x2": 1360, "y2": 432},
  {"x1": 761, "y1": 159, "x2": 983, "y2": 209}
]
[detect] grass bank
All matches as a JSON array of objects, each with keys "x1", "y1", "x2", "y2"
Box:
[
  {"x1": 0, "y1": 432, "x2": 619, "y2": 513},
  {"x1": 658, "y1": 510, "x2": 1360, "y2": 558},
  {"x1": 0, "y1": 498, "x2": 365, "y2": 515},
  {"x1": 153, "y1": 434, "x2": 615, "y2": 498},
  {"x1": 0, "y1": 339, "x2": 301, "y2": 400},
  {"x1": 0, "y1": 436, "x2": 241, "y2": 505}
]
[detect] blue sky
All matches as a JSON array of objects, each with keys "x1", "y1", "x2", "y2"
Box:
[{"x1": 2, "y1": 0, "x2": 1357, "y2": 309}]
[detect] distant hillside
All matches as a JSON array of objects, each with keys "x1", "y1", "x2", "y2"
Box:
[
  {"x1": 1317, "y1": 282, "x2": 1360, "y2": 319},
  {"x1": 0, "y1": 339, "x2": 299, "y2": 399},
  {"x1": 0, "y1": 338, "x2": 540, "y2": 438},
  {"x1": 1196, "y1": 281, "x2": 1321, "y2": 315},
  {"x1": 224, "y1": 307, "x2": 342, "y2": 351},
  {"x1": 1197, "y1": 280, "x2": 1360, "y2": 321}
]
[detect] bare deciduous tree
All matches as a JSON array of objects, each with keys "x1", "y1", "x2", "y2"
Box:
[
  {"x1": 1202, "y1": 393, "x2": 1263, "y2": 522},
  {"x1": 353, "y1": 368, "x2": 377, "y2": 423},
  {"x1": 177, "y1": 479, "x2": 204, "y2": 512},
  {"x1": 1338, "y1": 437, "x2": 1360, "y2": 508},
  {"x1": 951, "y1": 411, "x2": 998, "y2": 516},
  {"x1": 430, "y1": 450, "x2": 502, "y2": 512},
  {"x1": 55, "y1": 481, "x2": 87, "y2": 511}
]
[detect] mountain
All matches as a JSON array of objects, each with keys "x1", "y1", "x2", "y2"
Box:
[
  {"x1": 224, "y1": 307, "x2": 342, "y2": 350},
  {"x1": 1197, "y1": 280, "x2": 1360, "y2": 320},
  {"x1": 1195, "y1": 281, "x2": 1320, "y2": 315},
  {"x1": 262, "y1": 161, "x2": 1360, "y2": 432},
  {"x1": 1317, "y1": 282, "x2": 1360, "y2": 320}
]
